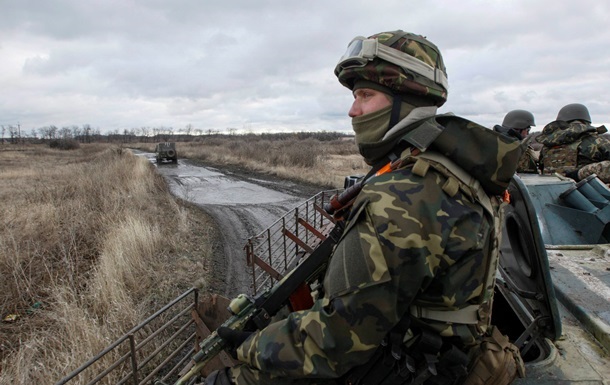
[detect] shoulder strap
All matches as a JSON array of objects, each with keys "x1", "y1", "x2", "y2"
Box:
[
  {"x1": 410, "y1": 304, "x2": 480, "y2": 324},
  {"x1": 409, "y1": 150, "x2": 495, "y2": 216}
]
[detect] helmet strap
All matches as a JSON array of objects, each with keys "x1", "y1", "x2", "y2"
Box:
[
  {"x1": 388, "y1": 92, "x2": 434, "y2": 130},
  {"x1": 389, "y1": 96, "x2": 403, "y2": 129}
]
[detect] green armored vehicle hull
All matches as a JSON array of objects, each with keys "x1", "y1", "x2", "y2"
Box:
[{"x1": 500, "y1": 173, "x2": 610, "y2": 383}]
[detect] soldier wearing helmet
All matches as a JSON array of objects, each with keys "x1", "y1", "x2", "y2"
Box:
[
  {"x1": 557, "y1": 103, "x2": 592, "y2": 124},
  {"x1": 205, "y1": 31, "x2": 523, "y2": 385},
  {"x1": 494, "y1": 110, "x2": 535, "y2": 141},
  {"x1": 536, "y1": 103, "x2": 610, "y2": 183},
  {"x1": 493, "y1": 110, "x2": 539, "y2": 173}
]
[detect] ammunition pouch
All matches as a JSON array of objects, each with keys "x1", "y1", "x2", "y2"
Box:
[
  {"x1": 342, "y1": 328, "x2": 469, "y2": 385},
  {"x1": 540, "y1": 141, "x2": 580, "y2": 175},
  {"x1": 341, "y1": 326, "x2": 524, "y2": 385},
  {"x1": 461, "y1": 326, "x2": 525, "y2": 385}
]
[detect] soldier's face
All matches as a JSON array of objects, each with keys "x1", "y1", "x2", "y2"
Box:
[
  {"x1": 517, "y1": 127, "x2": 531, "y2": 138},
  {"x1": 348, "y1": 88, "x2": 392, "y2": 118}
]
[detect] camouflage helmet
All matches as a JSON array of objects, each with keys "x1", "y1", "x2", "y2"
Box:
[
  {"x1": 502, "y1": 109, "x2": 536, "y2": 130},
  {"x1": 334, "y1": 30, "x2": 448, "y2": 106},
  {"x1": 557, "y1": 103, "x2": 591, "y2": 123}
]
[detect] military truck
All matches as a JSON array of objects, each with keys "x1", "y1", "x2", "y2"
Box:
[
  {"x1": 55, "y1": 176, "x2": 610, "y2": 384},
  {"x1": 155, "y1": 142, "x2": 178, "y2": 164}
]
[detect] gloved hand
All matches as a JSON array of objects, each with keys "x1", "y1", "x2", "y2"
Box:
[
  {"x1": 204, "y1": 368, "x2": 233, "y2": 385},
  {"x1": 217, "y1": 327, "x2": 253, "y2": 359},
  {"x1": 565, "y1": 169, "x2": 580, "y2": 181}
]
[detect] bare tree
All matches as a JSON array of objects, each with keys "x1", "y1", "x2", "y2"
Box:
[
  {"x1": 159, "y1": 126, "x2": 173, "y2": 142},
  {"x1": 110, "y1": 129, "x2": 120, "y2": 143},
  {"x1": 184, "y1": 124, "x2": 193, "y2": 139},
  {"x1": 152, "y1": 127, "x2": 161, "y2": 140},
  {"x1": 140, "y1": 126, "x2": 151, "y2": 142},
  {"x1": 38, "y1": 127, "x2": 48, "y2": 140},
  {"x1": 71, "y1": 125, "x2": 82, "y2": 141},
  {"x1": 48, "y1": 125, "x2": 58, "y2": 140},
  {"x1": 8, "y1": 125, "x2": 19, "y2": 142},
  {"x1": 59, "y1": 126, "x2": 72, "y2": 140},
  {"x1": 92, "y1": 127, "x2": 101, "y2": 142},
  {"x1": 82, "y1": 124, "x2": 91, "y2": 143}
]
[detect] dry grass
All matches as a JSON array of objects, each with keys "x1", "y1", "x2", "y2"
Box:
[
  {"x1": 0, "y1": 143, "x2": 215, "y2": 384},
  {"x1": 0, "y1": 137, "x2": 368, "y2": 384},
  {"x1": 134, "y1": 135, "x2": 369, "y2": 188}
]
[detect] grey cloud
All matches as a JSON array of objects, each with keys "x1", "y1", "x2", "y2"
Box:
[{"x1": 1, "y1": 0, "x2": 609, "y2": 134}]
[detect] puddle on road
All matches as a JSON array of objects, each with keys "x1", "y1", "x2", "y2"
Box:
[
  {"x1": 151, "y1": 156, "x2": 301, "y2": 206},
  {"x1": 177, "y1": 179, "x2": 296, "y2": 206}
]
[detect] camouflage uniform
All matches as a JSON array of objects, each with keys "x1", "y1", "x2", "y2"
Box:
[
  {"x1": 493, "y1": 125, "x2": 539, "y2": 174},
  {"x1": 536, "y1": 121, "x2": 610, "y2": 182},
  {"x1": 516, "y1": 146, "x2": 539, "y2": 174},
  {"x1": 578, "y1": 160, "x2": 610, "y2": 182},
  {"x1": 228, "y1": 115, "x2": 522, "y2": 385}
]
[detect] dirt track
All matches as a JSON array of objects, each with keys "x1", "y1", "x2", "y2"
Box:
[{"x1": 152, "y1": 156, "x2": 324, "y2": 298}]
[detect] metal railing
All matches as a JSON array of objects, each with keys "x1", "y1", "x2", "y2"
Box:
[
  {"x1": 54, "y1": 190, "x2": 343, "y2": 384},
  {"x1": 244, "y1": 190, "x2": 340, "y2": 294},
  {"x1": 55, "y1": 288, "x2": 200, "y2": 385}
]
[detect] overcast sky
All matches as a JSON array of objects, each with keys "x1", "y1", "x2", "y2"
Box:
[{"x1": 2, "y1": 0, "x2": 609, "y2": 136}]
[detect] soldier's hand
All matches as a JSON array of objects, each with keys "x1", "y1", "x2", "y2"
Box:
[
  {"x1": 217, "y1": 327, "x2": 253, "y2": 359},
  {"x1": 204, "y1": 368, "x2": 233, "y2": 385}
]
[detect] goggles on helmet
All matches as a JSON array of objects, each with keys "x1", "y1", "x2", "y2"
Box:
[{"x1": 334, "y1": 36, "x2": 448, "y2": 90}]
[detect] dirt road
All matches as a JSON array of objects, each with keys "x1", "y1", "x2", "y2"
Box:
[{"x1": 148, "y1": 155, "x2": 324, "y2": 298}]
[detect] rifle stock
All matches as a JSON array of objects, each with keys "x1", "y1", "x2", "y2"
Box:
[
  {"x1": 167, "y1": 222, "x2": 345, "y2": 385},
  {"x1": 171, "y1": 297, "x2": 256, "y2": 385}
]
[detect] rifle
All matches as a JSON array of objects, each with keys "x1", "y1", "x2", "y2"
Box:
[
  {"x1": 161, "y1": 221, "x2": 346, "y2": 385},
  {"x1": 325, "y1": 161, "x2": 394, "y2": 219}
]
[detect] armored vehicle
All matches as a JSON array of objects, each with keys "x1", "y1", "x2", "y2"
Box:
[
  {"x1": 497, "y1": 172, "x2": 609, "y2": 383},
  {"x1": 155, "y1": 142, "x2": 178, "y2": 164}
]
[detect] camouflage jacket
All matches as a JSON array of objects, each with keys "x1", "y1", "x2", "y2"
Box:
[
  {"x1": 493, "y1": 125, "x2": 539, "y2": 174},
  {"x1": 230, "y1": 116, "x2": 521, "y2": 385},
  {"x1": 536, "y1": 121, "x2": 610, "y2": 174},
  {"x1": 516, "y1": 146, "x2": 539, "y2": 174}
]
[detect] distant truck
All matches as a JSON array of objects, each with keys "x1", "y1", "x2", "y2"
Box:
[{"x1": 155, "y1": 142, "x2": 177, "y2": 164}]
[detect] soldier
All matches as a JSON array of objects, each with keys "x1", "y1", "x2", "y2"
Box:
[
  {"x1": 493, "y1": 110, "x2": 539, "y2": 173},
  {"x1": 536, "y1": 103, "x2": 610, "y2": 183},
  {"x1": 206, "y1": 30, "x2": 524, "y2": 385}
]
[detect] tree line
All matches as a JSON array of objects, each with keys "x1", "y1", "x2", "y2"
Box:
[{"x1": 1, "y1": 123, "x2": 351, "y2": 146}]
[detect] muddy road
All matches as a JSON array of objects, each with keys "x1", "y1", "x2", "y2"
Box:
[{"x1": 137, "y1": 152, "x2": 324, "y2": 298}]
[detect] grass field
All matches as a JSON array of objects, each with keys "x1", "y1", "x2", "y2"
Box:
[
  {"x1": 0, "y1": 136, "x2": 365, "y2": 384},
  {"x1": 0, "y1": 143, "x2": 216, "y2": 384}
]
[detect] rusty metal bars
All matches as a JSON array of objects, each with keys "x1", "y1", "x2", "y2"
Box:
[
  {"x1": 54, "y1": 288, "x2": 199, "y2": 385},
  {"x1": 245, "y1": 190, "x2": 340, "y2": 295}
]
